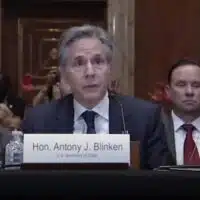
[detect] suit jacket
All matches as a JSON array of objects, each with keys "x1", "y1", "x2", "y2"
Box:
[
  {"x1": 21, "y1": 94, "x2": 173, "y2": 169},
  {"x1": 161, "y1": 108, "x2": 176, "y2": 164}
]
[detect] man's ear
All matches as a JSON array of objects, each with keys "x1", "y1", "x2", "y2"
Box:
[{"x1": 165, "y1": 84, "x2": 171, "y2": 99}]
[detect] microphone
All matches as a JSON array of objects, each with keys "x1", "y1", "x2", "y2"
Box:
[{"x1": 109, "y1": 91, "x2": 128, "y2": 134}]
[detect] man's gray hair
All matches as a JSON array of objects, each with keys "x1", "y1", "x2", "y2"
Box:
[{"x1": 58, "y1": 24, "x2": 114, "y2": 68}]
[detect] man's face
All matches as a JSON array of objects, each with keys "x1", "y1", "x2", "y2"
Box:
[
  {"x1": 60, "y1": 37, "x2": 111, "y2": 106},
  {"x1": 49, "y1": 48, "x2": 58, "y2": 60},
  {"x1": 166, "y1": 64, "x2": 200, "y2": 113}
]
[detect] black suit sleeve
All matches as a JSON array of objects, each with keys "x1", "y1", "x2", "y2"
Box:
[
  {"x1": 21, "y1": 107, "x2": 35, "y2": 133},
  {"x1": 21, "y1": 102, "x2": 53, "y2": 133},
  {"x1": 141, "y1": 105, "x2": 174, "y2": 169}
]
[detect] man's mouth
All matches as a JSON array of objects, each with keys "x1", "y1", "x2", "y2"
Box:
[
  {"x1": 84, "y1": 84, "x2": 98, "y2": 88},
  {"x1": 183, "y1": 100, "x2": 196, "y2": 104}
]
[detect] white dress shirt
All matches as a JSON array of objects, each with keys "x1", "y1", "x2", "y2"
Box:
[
  {"x1": 73, "y1": 92, "x2": 109, "y2": 134},
  {"x1": 172, "y1": 110, "x2": 200, "y2": 165}
]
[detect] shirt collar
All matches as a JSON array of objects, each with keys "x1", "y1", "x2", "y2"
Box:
[
  {"x1": 171, "y1": 110, "x2": 185, "y2": 132},
  {"x1": 191, "y1": 116, "x2": 200, "y2": 132},
  {"x1": 74, "y1": 92, "x2": 109, "y2": 121},
  {"x1": 171, "y1": 110, "x2": 200, "y2": 132}
]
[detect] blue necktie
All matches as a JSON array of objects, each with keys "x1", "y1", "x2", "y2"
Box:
[{"x1": 82, "y1": 111, "x2": 96, "y2": 134}]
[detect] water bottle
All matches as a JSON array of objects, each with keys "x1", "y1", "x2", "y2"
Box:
[{"x1": 4, "y1": 130, "x2": 23, "y2": 168}]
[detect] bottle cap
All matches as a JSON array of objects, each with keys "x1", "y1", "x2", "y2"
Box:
[{"x1": 12, "y1": 130, "x2": 23, "y2": 136}]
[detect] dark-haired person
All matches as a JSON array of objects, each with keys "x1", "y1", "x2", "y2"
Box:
[
  {"x1": 163, "y1": 59, "x2": 200, "y2": 165},
  {"x1": 32, "y1": 69, "x2": 71, "y2": 107}
]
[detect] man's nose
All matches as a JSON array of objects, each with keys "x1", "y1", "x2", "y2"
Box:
[
  {"x1": 85, "y1": 61, "x2": 95, "y2": 76},
  {"x1": 185, "y1": 85, "x2": 194, "y2": 96}
]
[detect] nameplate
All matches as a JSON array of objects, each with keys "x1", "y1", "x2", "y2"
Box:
[{"x1": 23, "y1": 134, "x2": 130, "y2": 164}]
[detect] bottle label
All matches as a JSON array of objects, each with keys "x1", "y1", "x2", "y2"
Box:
[{"x1": 13, "y1": 152, "x2": 22, "y2": 163}]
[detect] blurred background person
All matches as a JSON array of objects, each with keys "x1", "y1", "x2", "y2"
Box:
[
  {"x1": 0, "y1": 73, "x2": 26, "y2": 120},
  {"x1": 0, "y1": 103, "x2": 21, "y2": 131},
  {"x1": 32, "y1": 69, "x2": 71, "y2": 106}
]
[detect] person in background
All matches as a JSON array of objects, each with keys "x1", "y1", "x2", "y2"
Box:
[
  {"x1": 0, "y1": 103, "x2": 13, "y2": 125},
  {"x1": 0, "y1": 102, "x2": 20, "y2": 165},
  {"x1": 22, "y1": 24, "x2": 173, "y2": 169},
  {"x1": 0, "y1": 73, "x2": 26, "y2": 120},
  {"x1": 164, "y1": 59, "x2": 200, "y2": 165},
  {"x1": 0, "y1": 74, "x2": 24, "y2": 165},
  {"x1": 32, "y1": 69, "x2": 71, "y2": 106},
  {"x1": 0, "y1": 102, "x2": 22, "y2": 130}
]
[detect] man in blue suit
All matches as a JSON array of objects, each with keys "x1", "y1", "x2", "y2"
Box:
[{"x1": 21, "y1": 24, "x2": 173, "y2": 169}]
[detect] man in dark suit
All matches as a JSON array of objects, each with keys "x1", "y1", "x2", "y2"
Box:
[
  {"x1": 161, "y1": 107, "x2": 176, "y2": 164},
  {"x1": 22, "y1": 24, "x2": 173, "y2": 169},
  {"x1": 164, "y1": 59, "x2": 200, "y2": 165}
]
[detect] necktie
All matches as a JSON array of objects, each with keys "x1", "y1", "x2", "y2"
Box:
[
  {"x1": 182, "y1": 124, "x2": 200, "y2": 165},
  {"x1": 81, "y1": 111, "x2": 96, "y2": 134}
]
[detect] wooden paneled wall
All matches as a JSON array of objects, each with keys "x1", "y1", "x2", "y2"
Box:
[
  {"x1": 135, "y1": 0, "x2": 200, "y2": 100},
  {"x1": 1, "y1": 1, "x2": 107, "y2": 97},
  {"x1": 107, "y1": 0, "x2": 135, "y2": 96},
  {"x1": 2, "y1": 0, "x2": 200, "y2": 100},
  {"x1": 0, "y1": 0, "x2": 1, "y2": 71}
]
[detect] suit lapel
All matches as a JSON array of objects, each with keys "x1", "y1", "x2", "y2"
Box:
[
  {"x1": 54, "y1": 94, "x2": 74, "y2": 133},
  {"x1": 109, "y1": 94, "x2": 125, "y2": 134},
  {"x1": 54, "y1": 93, "x2": 127, "y2": 134},
  {"x1": 161, "y1": 108, "x2": 176, "y2": 161}
]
